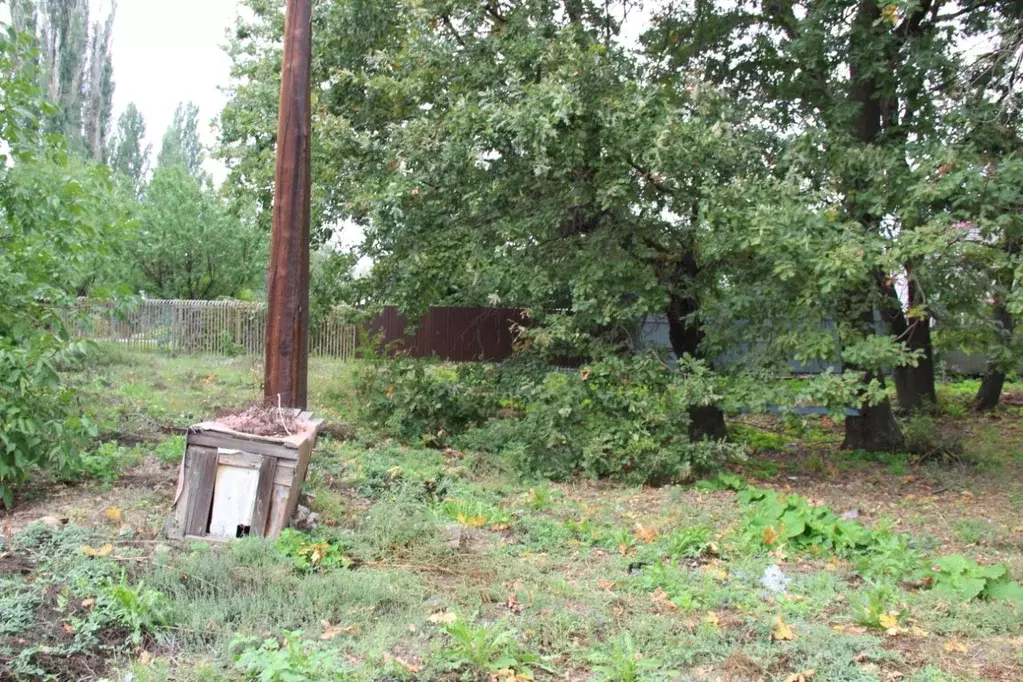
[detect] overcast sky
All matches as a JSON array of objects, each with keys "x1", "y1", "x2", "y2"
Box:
[{"x1": 107, "y1": 0, "x2": 241, "y2": 183}]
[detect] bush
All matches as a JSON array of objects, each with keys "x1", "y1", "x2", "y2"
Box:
[
  {"x1": 355, "y1": 357, "x2": 497, "y2": 445},
  {"x1": 355, "y1": 353, "x2": 741, "y2": 485},
  {"x1": 506, "y1": 354, "x2": 742, "y2": 484}
]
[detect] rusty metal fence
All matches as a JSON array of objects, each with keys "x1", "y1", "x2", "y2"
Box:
[{"x1": 66, "y1": 299, "x2": 358, "y2": 359}]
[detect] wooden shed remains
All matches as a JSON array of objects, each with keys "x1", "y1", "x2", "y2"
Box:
[{"x1": 167, "y1": 410, "x2": 322, "y2": 541}]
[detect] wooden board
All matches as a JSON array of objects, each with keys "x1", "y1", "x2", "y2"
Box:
[
  {"x1": 218, "y1": 451, "x2": 263, "y2": 469},
  {"x1": 250, "y1": 456, "x2": 278, "y2": 537},
  {"x1": 167, "y1": 448, "x2": 194, "y2": 539},
  {"x1": 188, "y1": 432, "x2": 300, "y2": 460},
  {"x1": 266, "y1": 484, "x2": 292, "y2": 538},
  {"x1": 208, "y1": 464, "x2": 260, "y2": 538},
  {"x1": 183, "y1": 445, "x2": 219, "y2": 536}
]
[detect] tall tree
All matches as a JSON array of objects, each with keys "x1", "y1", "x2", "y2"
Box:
[
  {"x1": 221, "y1": 0, "x2": 801, "y2": 440},
  {"x1": 158, "y1": 101, "x2": 205, "y2": 179},
  {"x1": 132, "y1": 164, "x2": 265, "y2": 300},
  {"x1": 107, "y1": 102, "x2": 152, "y2": 197},
  {"x1": 83, "y1": 6, "x2": 115, "y2": 161},
  {"x1": 642, "y1": 0, "x2": 1019, "y2": 448}
]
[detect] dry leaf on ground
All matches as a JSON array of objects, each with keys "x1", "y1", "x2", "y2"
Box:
[
  {"x1": 427, "y1": 611, "x2": 458, "y2": 624},
  {"x1": 772, "y1": 614, "x2": 797, "y2": 641}
]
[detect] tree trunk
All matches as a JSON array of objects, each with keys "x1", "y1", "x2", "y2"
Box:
[
  {"x1": 974, "y1": 286, "x2": 1015, "y2": 411},
  {"x1": 974, "y1": 369, "x2": 1006, "y2": 411},
  {"x1": 881, "y1": 272, "x2": 936, "y2": 412},
  {"x1": 891, "y1": 316, "x2": 937, "y2": 411},
  {"x1": 665, "y1": 252, "x2": 727, "y2": 442},
  {"x1": 842, "y1": 373, "x2": 904, "y2": 451}
]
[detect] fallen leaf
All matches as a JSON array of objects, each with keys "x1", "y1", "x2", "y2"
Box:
[
  {"x1": 80, "y1": 598, "x2": 95, "y2": 608},
  {"x1": 383, "y1": 653, "x2": 421, "y2": 674},
  {"x1": 81, "y1": 544, "x2": 113, "y2": 558},
  {"x1": 319, "y1": 619, "x2": 356, "y2": 640},
  {"x1": 832, "y1": 624, "x2": 868, "y2": 634},
  {"x1": 598, "y1": 579, "x2": 616, "y2": 591},
  {"x1": 62, "y1": 623, "x2": 74, "y2": 634},
  {"x1": 103, "y1": 507, "x2": 123, "y2": 524},
  {"x1": 634, "y1": 524, "x2": 658, "y2": 543},
  {"x1": 651, "y1": 587, "x2": 678, "y2": 611},
  {"x1": 456, "y1": 513, "x2": 488, "y2": 528},
  {"x1": 427, "y1": 611, "x2": 458, "y2": 625},
  {"x1": 705, "y1": 611, "x2": 720, "y2": 628},
  {"x1": 506, "y1": 595, "x2": 524, "y2": 613},
  {"x1": 943, "y1": 639, "x2": 968, "y2": 653},
  {"x1": 878, "y1": 612, "x2": 901, "y2": 630},
  {"x1": 763, "y1": 526, "x2": 780, "y2": 546},
  {"x1": 139, "y1": 650, "x2": 152, "y2": 665},
  {"x1": 772, "y1": 614, "x2": 796, "y2": 641},
  {"x1": 782, "y1": 670, "x2": 816, "y2": 682}
]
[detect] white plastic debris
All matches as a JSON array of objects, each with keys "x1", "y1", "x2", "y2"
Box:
[{"x1": 760, "y1": 564, "x2": 791, "y2": 594}]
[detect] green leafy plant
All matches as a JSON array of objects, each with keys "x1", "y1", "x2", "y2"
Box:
[
  {"x1": 275, "y1": 529, "x2": 351, "y2": 573},
  {"x1": 506, "y1": 355, "x2": 744, "y2": 484},
  {"x1": 438, "y1": 498, "x2": 512, "y2": 529},
  {"x1": 233, "y1": 631, "x2": 348, "y2": 681},
  {"x1": 744, "y1": 492, "x2": 873, "y2": 554},
  {"x1": 926, "y1": 555, "x2": 1023, "y2": 604},
  {"x1": 97, "y1": 575, "x2": 171, "y2": 645},
  {"x1": 662, "y1": 525, "x2": 714, "y2": 560},
  {"x1": 441, "y1": 619, "x2": 540, "y2": 675},
  {"x1": 590, "y1": 634, "x2": 666, "y2": 682},
  {"x1": 355, "y1": 358, "x2": 496, "y2": 446},
  {"x1": 854, "y1": 583, "x2": 908, "y2": 632}
]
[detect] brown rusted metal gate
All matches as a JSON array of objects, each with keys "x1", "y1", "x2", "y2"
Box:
[{"x1": 367, "y1": 306, "x2": 525, "y2": 362}]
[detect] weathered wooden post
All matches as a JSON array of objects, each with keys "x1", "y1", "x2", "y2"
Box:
[{"x1": 264, "y1": 0, "x2": 313, "y2": 409}]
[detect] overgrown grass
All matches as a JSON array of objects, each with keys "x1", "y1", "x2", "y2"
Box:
[{"x1": 7, "y1": 350, "x2": 1018, "y2": 682}]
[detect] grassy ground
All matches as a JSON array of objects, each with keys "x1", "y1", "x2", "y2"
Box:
[{"x1": 2, "y1": 348, "x2": 1022, "y2": 681}]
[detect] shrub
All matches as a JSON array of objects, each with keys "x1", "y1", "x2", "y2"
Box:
[
  {"x1": 355, "y1": 357, "x2": 496, "y2": 445},
  {"x1": 505, "y1": 354, "x2": 742, "y2": 484}
]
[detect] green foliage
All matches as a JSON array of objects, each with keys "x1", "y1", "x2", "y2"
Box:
[
  {"x1": 76, "y1": 441, "x2": 142, "y2": 482},
  {"x1": 507, "y1": 355, "x2": 744, "y2": 484},
  {"x1": 132, "y1": 163, "x2": 265, "y2": 300},
  {"x1": 743, "y1": 492, "x2": 873, "y2": 554},
  {"x1": 233, "y1": 631, "x2": 349, "y2": 681},
  {"x1": 355, "y1": 358, "x2": 494, "y2": 445},
  {"x1": 98, "y1": 575, "x2": 171, "y2": 645},
  {"x1": 926, "y1": 555, "x2": 1023, "y2": 605},
  {"x1": 275, "y1": 529, "x2": 351, "y2": 573},
  {"x1": 438, "y1": 498, "x2": 512, "y2": 530},
  {"x1": 854, "y1": 583, "x2": 907, "y2": 632},
  {"x1": 0, "y1": 524, "x2": 170, "y2": 678},
  {"x1": 0, "y1": 27, "x2": 127, "y2": 505},
  {"x1": 590, "y1": 634, "x2": 666, "y2": 682},
  {"x1": 441, "y1": 619, "x2": 540, "y2": 675}
]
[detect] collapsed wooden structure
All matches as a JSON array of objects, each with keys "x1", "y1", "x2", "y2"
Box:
[{"x1": 167, "y1": 410, "x2": 322, "y2": 541}]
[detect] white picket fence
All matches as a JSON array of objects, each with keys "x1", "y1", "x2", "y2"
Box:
[{"x1": 66, "y1": 299, "x2": 358, "y2": 359}]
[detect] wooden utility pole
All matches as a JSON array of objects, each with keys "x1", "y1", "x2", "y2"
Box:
[{"x1": 264, "y1": 0, "x2": 313, "y2": 409}]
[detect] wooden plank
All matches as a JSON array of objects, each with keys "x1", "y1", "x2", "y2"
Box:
[
  {"x1": 266, "y1": 484, "x2": 292, "y2": 538},
  {"x1": 208, "y1": 464, "x2": 260, "y2": 538},
  {"x1": 184, "y1": 534, "x2": 233, "y2": 544},
  {"x1": 183, "y1": 445, "x2": 219, "y2": 536},
  {"x1": 250, "y1": 456, "x2": 278, "y2": 537},
  {"x1": 218, "y1": 451, "x2": 264, "y2": 469},
  {"x1": 166, "y1": 449, "x2": 194, "y2": 539},
  {"x1": 189, "y1": 433, "x2": 300, "y2": 460},
  {"x1": 283, "y1": 436, "x2": 315, "y2": 524},
  {"x1": 274, "y1": 460, "x2": 296, "y2": 487}
]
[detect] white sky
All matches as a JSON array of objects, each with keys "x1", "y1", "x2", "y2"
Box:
[{"x1": 106, "y1": 0, "x2": 240, "y2": 184}]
